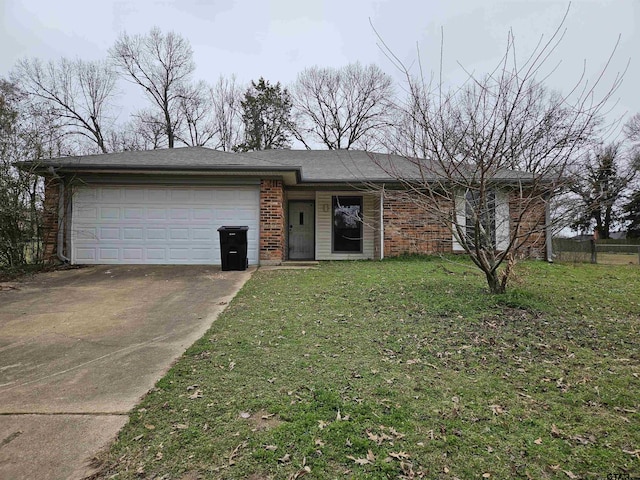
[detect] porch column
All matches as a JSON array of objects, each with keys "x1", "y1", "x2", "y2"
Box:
[{"x1": 259, "y1": 179, "x2": 285, "y2": 265}]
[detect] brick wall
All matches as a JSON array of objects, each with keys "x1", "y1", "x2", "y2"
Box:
[
  {"x1": 259, "y1": 179, "x2": 285, "y2": 263},
  {"x1": 42, "y1": 177, "x2": 60, "y2": 263},
  {"x1": 509, "y1": 192, "x2": 548, "y2": 260},
  {"x1": 383, "y1": 192, "x2": 453, "y2": 257},
  {"x1": 382, "y1": 190, "x2": 548, "y2": 260}
]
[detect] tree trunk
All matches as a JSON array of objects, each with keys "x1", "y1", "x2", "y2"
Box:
[{"x1": 485, "y1": 270, "x2": 506, "y2": 294}]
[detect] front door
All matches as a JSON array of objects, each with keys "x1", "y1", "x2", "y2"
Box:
[{"x1": 288, "y1": 201, "x2": 315, "y2": 260}]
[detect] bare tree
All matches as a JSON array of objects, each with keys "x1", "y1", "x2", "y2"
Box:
[
  {"x1": 110, "y1": 27, "x2": 195, "y2": 148},
  {"x1": 12, "y1": 57, "x2": 117, "y2": 153},
  {"x1": 374, "y1": 12, "x2": 623, "y2": 293},
  {"x1": 624, "y1": 113, "x2": 640, "y2": 168},
  {"x1": 210, "y1": 75, "x2": 244, "y2": 151},
  {"x1": 176, "y1": 80, "x2": 217, "y2": 147},
  {"x1": 0, "y1": 78, "x2": 62, "y2": 269},
  {"x1": 624, "y1": 113, "x2": 640, "y2": 144},
  {"x1": 292, "y1": 63, "x2": 394, "y2": 149}
]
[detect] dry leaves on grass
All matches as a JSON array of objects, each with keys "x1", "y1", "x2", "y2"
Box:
[
  {"x1": 288, "y1": 465, "x2": 311, "y2": 479},
  {"x1": 336, "y1": 409, "x2": 350, "y2": 421},
  {"x1": 388, "y1": 451, "x2": 410, "y2": 460},
  {"x1": 365, "y1": 425, "x2": 406, "y2": 446},
  {"x1": 278, "y1": 453, "x2": 291, "y2": 463},
  {"x1": 228, "y1": 441, "x2": 247, "y2": 466},
  {"x1": 287, "y1": 457, "x2": 311, "y2": 479},
  {"x1": 188, "y1": 389, "x2": 203, "y2": 400},
  {"x1": 346, "y1": 449, "x2": 376, "y2": 465},
  {"x1": 623, "y1": 448, "x2": 640, "y2": 458}
]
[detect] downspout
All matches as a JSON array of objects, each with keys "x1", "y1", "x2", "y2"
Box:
[
  {"x1": 545, "y1": 195, "x2": 553, "y2": 263},
  {"x1": 380, "y1": 185, "x2": 385, "y2": 260},
  {"x1": 48, "y1": 167, "x2": 70, "y2": 263}
]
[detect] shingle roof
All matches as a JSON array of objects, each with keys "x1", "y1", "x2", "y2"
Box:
[{"x1": 20, "y1": 146, "x2": 534, "y2": 184}]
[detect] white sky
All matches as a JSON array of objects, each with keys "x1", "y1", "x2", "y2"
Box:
[{"x1": 0, "y1": 0, "x2": 638, "y2": 134}]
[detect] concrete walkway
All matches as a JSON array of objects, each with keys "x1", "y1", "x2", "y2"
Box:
[{"x1": 0, "y1": 265, "x2": 253, "y2": 480}]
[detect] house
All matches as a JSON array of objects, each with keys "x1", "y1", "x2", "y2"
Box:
[{"x1": 22, "y1": 147, "x2": 549, "y2": 265}]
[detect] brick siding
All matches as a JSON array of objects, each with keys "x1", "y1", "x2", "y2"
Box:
[
  {"x1": 383, "y1": 192, "x2": 453, "y2": 257},
  {"x1": 382, "y1": 190, "x2": 547, "y2": 260},
  {"x1": 509, "y1": 192, "x2": 547, "y2": 260},
  {"x1": 259, "y1": 179, "x2": 285, "y2": 263},
  {"x1": 42, "y1": 177, "x2": 60, "y2": 263}
]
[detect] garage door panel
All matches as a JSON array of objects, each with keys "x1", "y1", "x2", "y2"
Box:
[
  {"x1": 146, "y1": 248, "x2": 166, "y2": 261},
  {"x1": 75, "y1": 206, "x2": 98, "y2": 220},
  {"x1": 100, "y1": 207, "x2": 120, "y2": 220},
  {"x1": 147, "y1": 208, "x2": 167, "y2": 220},
  {"x1": 194, "y1": 190, "x2": 215, "y2": 202},
  {"x1": 170, "y1": 208, "x2": 189, "y2": 220},
  {"x1": 124, "y1": 189, "x2": 145, "y2": 202},
  {"x1": 192, "y1": 228, "x2": 214, "y2": 240},
  {"x1": 99, "y1": 227, "x2": 120, "y2": 240},
  {"x1": 123, "y1": 207, "x2": 144, "y2": 220},
  {"x1": 169, "y1": 228, "x2": 189, "y2": 240},
  {"x1": 98, "y1": 248, "x2": 119, "y2": 261},
  {"x1": 123, "y1": 228, "x2": 143, "y2": 240},
  {"x1": 101, "y1": 188, "x2": 123, "y2": 202},
  {"x1": 193, "y1": 208, "x2": 213, "y2": 220},
  {"x1": 75, "y1": 248, "x2": 96, "y2": 261},
  {"x1": 72, "y1": 185, "x2": 259, "y2": 265},
  {"x1": 147, "y1": 190, "x2": 168, "y2": 202},
  {"x1": 146, "y1": 228, "x2": 166, "y2": 240}
]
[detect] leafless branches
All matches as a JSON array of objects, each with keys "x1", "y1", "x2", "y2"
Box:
[
  {"x1": 13, "y1": 57, "x2": 117, "y2": 153},
  {"x1": 209, "y1": 75, "x2": 244, "y2": 151},
  {"x1": 373, "y1": 9, "x2": 623, "y2": 292},
  {"x1": 292, "y1": 63, "x2": 395, "y2": 150},
  {"x1": 110, "y1": 27, "x2": 195, "y2": 148}
]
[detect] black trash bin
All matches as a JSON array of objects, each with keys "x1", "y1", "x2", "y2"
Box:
[{"x1": 218, "y1": 226, "x2": 249, "y2": 271}]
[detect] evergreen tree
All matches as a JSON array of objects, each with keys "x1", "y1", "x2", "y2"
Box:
[
  {"x1": 622, "y1": 190, "x2": 640, "y2": 238},
  {"x1": 234, "y1": 78, "x2": 293, "y2": 151},
  {"x1": 569, "y1": 144, "x2": 635, "y2": 239}
]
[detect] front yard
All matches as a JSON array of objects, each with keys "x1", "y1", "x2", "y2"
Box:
[{"x1": 94, "y1": 258, "x2": 639, "y2": 479}]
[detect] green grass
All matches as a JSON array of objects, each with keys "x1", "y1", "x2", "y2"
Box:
[{"x1": 94, "y1": 258, "x2": 639, "y2": 479}]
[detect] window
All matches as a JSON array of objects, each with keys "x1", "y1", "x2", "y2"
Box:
[
  {"x1": 465, "y1": 190, "x2": 496, "y2": 249},
  {"x1": 332, "y1": 196, "x2": 362, "y2": 253}
]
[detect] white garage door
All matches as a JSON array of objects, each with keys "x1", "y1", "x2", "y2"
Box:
[{"x1": 71, "y1": 185, "x2": 260, "y2": 265}]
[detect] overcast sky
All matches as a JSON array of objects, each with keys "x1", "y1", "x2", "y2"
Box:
[{"x1": 1, "y1": 0, "x2": 638, "y2": 135}]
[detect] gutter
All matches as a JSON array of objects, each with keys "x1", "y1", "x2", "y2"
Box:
[{"x1": 380, "y1": 184, "x2": 385, "y2": 260}]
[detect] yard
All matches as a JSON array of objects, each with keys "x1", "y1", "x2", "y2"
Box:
[{"x1": 93, "y1": 258, "x2": 639, "y2": 479}]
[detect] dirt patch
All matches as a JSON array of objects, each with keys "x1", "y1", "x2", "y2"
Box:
[{"x1": 242, "y1": 410, "x2": 282, "y2": 431}]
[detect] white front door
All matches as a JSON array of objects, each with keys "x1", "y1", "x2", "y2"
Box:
[
  {"x1": 288, "y1": 201, "x2": 315, "y2": 260},
  {"x1": 71, "y1": 185, "x2": 260, "y2": 265}
]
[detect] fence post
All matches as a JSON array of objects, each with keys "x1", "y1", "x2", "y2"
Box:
[{"x1": 590, "y1": 239, "x2": 597, "y2": 264}]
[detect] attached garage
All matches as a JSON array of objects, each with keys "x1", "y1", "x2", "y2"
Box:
[{"x1": 71, "y1": 185, "x2": 260, "y2": 265}]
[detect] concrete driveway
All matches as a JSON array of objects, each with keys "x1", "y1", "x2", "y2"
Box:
[{"x1": 0, "y1": 265, "x2": 253, "y2": 480}]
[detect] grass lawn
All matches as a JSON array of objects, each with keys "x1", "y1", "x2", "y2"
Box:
[{"x1": 93, "y1": 257, "x2": 639, "y2": 479}]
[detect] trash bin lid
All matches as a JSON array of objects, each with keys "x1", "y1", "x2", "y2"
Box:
[{"x1": 217, "y1": 226, "x2": 249, "y2": 231}]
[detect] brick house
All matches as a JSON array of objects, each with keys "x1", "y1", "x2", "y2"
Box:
[{"x1": 24, "y1": 147, "x2": 549, "y2": 265}]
